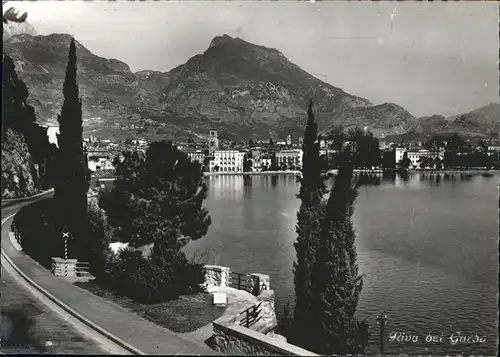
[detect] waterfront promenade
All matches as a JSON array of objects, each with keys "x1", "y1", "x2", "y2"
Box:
[{"x1": 1, "y1": 193, "x2": 219, "y2": 355}]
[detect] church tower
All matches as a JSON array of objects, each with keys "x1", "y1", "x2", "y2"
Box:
[{"x1": 208, "y1": 129, "x2": 219, "y2": 155}]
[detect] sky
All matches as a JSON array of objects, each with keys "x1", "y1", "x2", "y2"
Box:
[{"x1": 9, "y1": 0, "x2": 499, "y2": 118}]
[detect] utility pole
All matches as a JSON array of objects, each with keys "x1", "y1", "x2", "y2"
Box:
[{"x1": 376, "y1": 313, "x2": 388, "y2": 355}]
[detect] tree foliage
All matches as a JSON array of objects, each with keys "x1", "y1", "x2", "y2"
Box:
[
  {"x1": 2, "y1": 54, "x2": 57, "y2": 187},
  {"x1": 54, "y1": 38, "x2": 90, "y2": 256},
  {"x1": 348, "y1": 128, "x2": 381, "y2": 169},
  {"x1": 292, "y1": 100, "x2": 327, "y2": 345},
  {"x1": 309, "y1": 151, "x2": 369, "y2": 355},
  {"x1": 99, "y1": 141, "x2": 211, "y2": 252},
  {"x1": 243, "y1": 153, "x2": 252, "y2": 172},
  {"x1": 99, "y1": 140, "x2": 211, "y2": 301},
  {"x1": 398, "y1": 151, "x2": 411, "y2": 169}
]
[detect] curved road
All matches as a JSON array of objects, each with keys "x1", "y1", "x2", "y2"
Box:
[{"x1": 1, "y1": 190, "x2": 132, "y2": 354}]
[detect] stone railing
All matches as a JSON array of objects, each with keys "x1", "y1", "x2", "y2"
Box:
[
  {"x1": 204, "y1": 265, "x2": 317, "y2": 355},
  {"x1": 233, "y1": 290, "x2": 277, "y2": 334},
  {"x1": 204, "y1": 265, "x2": 231, "y2": 288},
  {"x1": 212, "y1": 320, "x2": 318, "y2": 356},
  {"x1": 203, "y1": 265, "x2": 271, "y2": 296}
]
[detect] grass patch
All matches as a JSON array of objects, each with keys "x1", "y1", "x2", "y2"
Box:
[{"x1": 75, "y1": 281, "x2": 226, "y2": 333}]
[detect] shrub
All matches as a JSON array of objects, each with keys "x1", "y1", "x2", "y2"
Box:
[
  {"x1": 13, "y1": 198, "x2": 58, "y2": 269},
  {"x1": 13, "y1": 198, "x2": 115, "y2": 278},
  {"x1": 105, "y1": 248, "x2": 205, "y2": 304},
  {"x1": 85, "y1": 202, "x2": 114, "y2": 281}
]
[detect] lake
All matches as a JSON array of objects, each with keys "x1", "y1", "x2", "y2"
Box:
[{"x1": 183, "y1": 172, "x2": 499, "y2": 355}]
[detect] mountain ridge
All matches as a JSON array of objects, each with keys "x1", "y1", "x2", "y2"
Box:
[{"x1": 4, "y1": 32, "x2": 497, "y2": 141}]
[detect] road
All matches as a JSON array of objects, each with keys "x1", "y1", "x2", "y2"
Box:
[
  {"x1": 1, "y1": 190, "x2": 131, "y2": 355},
  {"x1": 1, "y1": 266, "x2": 107, "y2": 354}
]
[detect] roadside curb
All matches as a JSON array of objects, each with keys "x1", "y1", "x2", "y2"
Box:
[
  {"x1": 1, "y1": 211, "x2": 145, "y2": 356},
  {"x1": 1, "y1": 189, "x2": 55, "y2": 208}
]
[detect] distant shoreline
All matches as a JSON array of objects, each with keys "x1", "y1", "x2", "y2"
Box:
[
  {"x1": 408, "y1": 169, "x2": 500, "y2": 175},
  {"x1": 203, "y1": 171, "x2": 301, "y2": 177},
  {"x1": 203, "y1": 169, "x2": 499, "y2": 177}
]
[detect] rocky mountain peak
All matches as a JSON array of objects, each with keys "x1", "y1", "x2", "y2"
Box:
[
  {"x1": 3, "y1": 21, "x2": 37, "y2": 40},
  {"x1": 208, "y1": 34, "x2": 242, "y2": 48}
]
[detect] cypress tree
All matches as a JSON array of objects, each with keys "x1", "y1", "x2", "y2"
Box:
[
  {"x1": 292, "y1": 100, "x2": 327, "y2": 345},
  {"x1": 55, "y1": 38, "x2": 89, "y2": 256},
  {"x1": 309, "y1": 149, "x2": 369, "y2": 355}
]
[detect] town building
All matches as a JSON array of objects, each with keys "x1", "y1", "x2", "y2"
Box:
[
  {"x1": 209, "y1": 150, "x2": 245, "y2": 172},
  {"x1": 208, "y1": 129, "x2": 219, "y2": 155},
  {"x1": 275, "y1": 149, "x2": 303, "y2": 170},
  {"x1": 251, "y1": 149, "x2": 263, "y2": 172},
  {"x1": 88, "y1": 150, "x2": 115, "y2": 172},
  {"x1": 286, "y1": 135, "x2": 292, "y2": 146},
  {"x1": 183, "y1": 148, "x2": 205, "y2": 166},
  {"x1": 261, "y1": 155, "x2": 272, "y2": 169},
  {"x1": 42, "y1": 125, "x2": 60, "y2": 147},
  {"x1": 298, "y1": 137, "x2": 304, "y2": 148}
]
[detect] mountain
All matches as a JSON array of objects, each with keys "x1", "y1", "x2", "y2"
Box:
[
  {"x1": 3, "y1": 21, "x2": 38, "y2": 40},
  {"x1": 321, "y1": 102, "x2": 419, "y2": 138},
  {"x1": 3, "y1": 33, "x2": 139, "y2": 124},
  {"x1": 7, "y1": 32, "x2": 487, "y2": 141},
  {"x1": 416, "y1": 103, "x2": 500, "y2": 139}
]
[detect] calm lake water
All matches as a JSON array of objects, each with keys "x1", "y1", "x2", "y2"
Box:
[{"x1": 183, "y1": 172, "x2": 499, "y2": 355}]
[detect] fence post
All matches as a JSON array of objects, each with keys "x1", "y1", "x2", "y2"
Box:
[
  {"x1": 246, "y1": 309, "x2": 249, "y2": 328},
  {"x1": 238, "y1": 273, "x2": 241, "y2": 290}
]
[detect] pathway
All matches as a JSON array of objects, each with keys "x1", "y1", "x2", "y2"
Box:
[{"x1": 1, "y1": 197, "x2": 219, "y2": 355}]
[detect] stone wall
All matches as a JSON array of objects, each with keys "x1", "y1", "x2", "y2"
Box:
[
  {"x1": 203, "y1": 265, "x2": 271, "y2": 296},
  {"x1": 256, "y1": 290, "x2": 277, "y2": 333},
  {"x1": 212, "y1": 320, "x2": 318, "y2": 356},
  {"x1": 204, "y1": 265, "x2": 231, "y2": 289}
]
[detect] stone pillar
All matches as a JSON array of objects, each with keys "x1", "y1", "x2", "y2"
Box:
[
  {"x1": 204, "y1": 265, "x2": 231, "y2": 289},
  {"x1": 250, "y1": 273, "x2": 270, "y2": 295},
  {"x1": 51, "y1": 257, "x2": 77, "y2": 278},
  {"x1": 257, "y1": 290, "x2": 277, "y2": 333}
]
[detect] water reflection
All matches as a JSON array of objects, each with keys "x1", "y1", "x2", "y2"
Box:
[
  {"x1": 355, "y1": 173, "x2": 382, "y2": 187},
  {"x1": 184, "y1": 172, "x2": 498, "y2": 355},
  {"x1": 271, "y1": 175, "x2": 278, "y2": 188}
]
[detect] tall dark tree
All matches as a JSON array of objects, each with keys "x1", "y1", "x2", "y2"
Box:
[
  {"x1": 398, "y1": 151, "x2": 411, "y2": 169},
  {"x1": 292, "y1": 100, "x2": 327, "y2": 345},
  {"x1": 309, "y1": 150, "x2": 369, "y2": 354},
  {"x1": 348, "y1": 128, "x2": 381, "y2": 169},
  {"x1": 55, "y1": 38, "x2": 89, "y2": 254},
  {"x1": 270, "y1": 151, "x2": 277, "y2": 171},
  {"x1": 242, "y1": 153, "x2": 252, "y2": 172}
]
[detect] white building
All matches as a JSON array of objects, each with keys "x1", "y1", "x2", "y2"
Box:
[
  {"x1": 276, "y1": 149, "x2": 303, "y2": 170},
  {"x1": 209, "y1": 150, "x2": 245, "y2": 172},
  {"x1": 395, "y1": 147, "x2": 444, "y2": 169},
  {"x1": 262, "y1": 156, "x2": 272, "y2": 169},
  {"x1": 46, "y1": 125, "x2": 60, "y2": 147},
  {"x1": 183, "y1": 148, "x2": 205, "y2": 166},
  {"x1": 88, "y1": 150, "x2": 114, "y2": 172}
]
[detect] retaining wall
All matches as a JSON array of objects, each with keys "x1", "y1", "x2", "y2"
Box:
[{"x1": 212, "y1": 320, "x2": 318, "y2": 356}]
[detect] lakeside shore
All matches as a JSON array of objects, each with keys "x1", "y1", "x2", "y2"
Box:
[
  {"x1": 407, "y1": 169, "x2": 499, "y2": 175},
  {"x1": 203, "y1": 169, "x2": 499, "y2": 177},
  {"x1": 203, "y1": 171, "x2": 301, "y2": 177}
]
